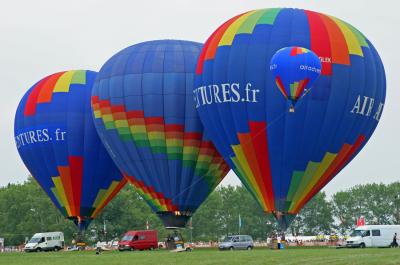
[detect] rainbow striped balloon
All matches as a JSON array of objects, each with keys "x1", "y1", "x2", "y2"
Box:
[
  {"x1": 195, "y1": 8, "x2": 386, "y2": 230},
  {"x1": 92, "y1": 40, "x2": 229, "y2": 228},
  {"x1": 14, "y1": 70, "x2": 126, "y2": 230}
]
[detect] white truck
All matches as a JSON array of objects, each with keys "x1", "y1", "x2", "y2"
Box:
[
  {"x1": 346, "y1": 225, "x2": 400, "y2": 248},
  {"x1": 24, "y1": 232, "x2": 64, "y2": 252}
]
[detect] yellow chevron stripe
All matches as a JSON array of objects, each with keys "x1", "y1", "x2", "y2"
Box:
[
  {"x1": 166, "y1": 139, "x2": 183, "y2": 146},
  {"x1": 130, "y1": 125, "x2": 146, "y2": 134},
  {"x1": 115, "y1": 120, "x2": 129, "y2": 128},
  {"x1": 51, "y1": 176, "x2": 72, "y2": 216},
  {"x1": 93, "y1": 110, "x2": 102, "y2": 119},
  {"x1": 148, "y1": 132, "x2": 165, "y2": 140},
  {"x1": 102, "y1": 114, "x2": 113, "y2": 123},
  {"x1": 219, "y1": 11, "x2": 257, "y2": 46},
  {"x1": 231, "y1": 144, "x2": 268, "y2": 210},
  {"x1": 330, "y1": 16, "x2": 363, "y2": 56},
  {"x1": 53, "y1": 71, "x2": 76, "y2": 92},
  {"x1": 290, "y1": 153, "x2": 336, "y2": 211},
  {"x1": 91, "y1": 181, "x2": 120, "y2": 217}
]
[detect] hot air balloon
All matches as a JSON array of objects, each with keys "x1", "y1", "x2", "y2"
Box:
[
  {"x1": 195, "y1": 8, "x2": 386, "y2": 230},
  {"x1": 14, "y1": 70, "x2": 126, "y2": 231},
  {"x1": 270, "y1": 46, "x2": 322, "y2": 112},
  {"x1": 91, "y1": 40, "x2": 229, "y2": 229}
]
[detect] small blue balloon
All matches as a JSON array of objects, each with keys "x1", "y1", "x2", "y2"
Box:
[{"x1": 270, "y1": 46, "x2": 322, "y2": 109}]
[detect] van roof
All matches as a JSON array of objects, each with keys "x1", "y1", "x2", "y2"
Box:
[
  {"x1": 355, "y1": 225, "x2": 400, "y2": 229},
  {"x1": 32, "y1": 232, "x2": 63, "y2": 237},
  {"x1": 125, "y1": 230, "x2": 157, "y2": 233},
  {"x1": 33, "y1": 232, "x2": 63, "y2": 235}
]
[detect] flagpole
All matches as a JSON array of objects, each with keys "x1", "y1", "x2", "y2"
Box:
[{"x1": 238, "y1": 214, "x2": 241, "y2": 235}]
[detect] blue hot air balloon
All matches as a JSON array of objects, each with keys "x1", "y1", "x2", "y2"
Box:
[
  {"x1": 91, "y1": 40, "x2": 229, "y2": 228},
  {"x1": 270, "y1": 46, "x2": 322, "y2": 112},
  {"x1": 14, "y1": 70, "x2": 126, "y2": 231},
  {"x1": 194, "y1": 8, "x2": 386, "y2": 230}
]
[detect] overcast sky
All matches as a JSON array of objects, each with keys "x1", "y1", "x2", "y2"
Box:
[{"x1": 1, "y1": 0, "x2": 399, "y2": 196}]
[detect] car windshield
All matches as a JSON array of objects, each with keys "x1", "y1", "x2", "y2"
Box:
[
  {"x1": 223, "y1": 236, "x2": 233, "y2": 242},
  {"x1": 350, "y1": 230, "x2": 367, "y2": 237},
  {"x1": 121, "y1": 235, "x2": 133, "y2": 241},
  {"x1": 28, "y1": 237, "x2": 41, "y2": 243}
]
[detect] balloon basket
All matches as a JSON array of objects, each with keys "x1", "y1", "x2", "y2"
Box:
[{"x1": 157, "y1": 211, "x2": 191, "y2": 229}]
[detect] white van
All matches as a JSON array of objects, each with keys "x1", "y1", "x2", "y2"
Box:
[
  {"x1": 346, "y1": 225, "x2": 400, "y2": 248},
  {"x1": 24, "y1": 232, "x2": 64, "y2": 252}
]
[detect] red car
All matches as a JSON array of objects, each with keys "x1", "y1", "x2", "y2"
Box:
[{"x1": 118, "y1": 230, "x2": 158, "y2": 251}]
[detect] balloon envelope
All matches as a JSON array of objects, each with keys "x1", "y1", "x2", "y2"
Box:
[
  {"x1": 270, "y1": 46, "x2": 322, "y2": 108},
  {"x1": 91, "y1": 40, "x2": 229, "y2": 228},
  {"x1": 14, "y1": 70, "x2": 126, "y2": 231},
  {"x1": 195, "y1": 8, "x2": 386, "y2": 230}
]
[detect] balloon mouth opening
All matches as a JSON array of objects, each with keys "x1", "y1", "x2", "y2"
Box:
[
  {"x1": 157, "y1": 211, "x2": 192, "y2": 229},
  {"x1": 272, "y1": 211, "x2": 296, "y2": 231},
  {"x1": 71, "y1": 217, "x2": 92, "y2": 232}
]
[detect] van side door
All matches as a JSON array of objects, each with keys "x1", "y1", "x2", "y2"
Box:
[
  {"x1": 239, "y1": 236, "x2": 247, "y2": 249},
  {"x1": 232, "y1": 236, "x2": 240, "y2": 249},
  {"x1": 132, "y1": 235, "x2": 139, "y2": 249},
  {"x1": 38, "y1": 237, "x2": 46, "y2": 249},
  {"x1": 362, "y1": 230, "x2": 372, "y2": 247},
  {"x1": 246, "y1": 236, "x2": 253, "y2": 248},
  {"x1": 46, "y1": 236, "x2": 53, "y2": 248},
  {"x1": 371, "y1": 229, "x2": 381, "y2": 247},
  {"x1": 139, "y1": 234, "x2": 146, "y2": 249}
]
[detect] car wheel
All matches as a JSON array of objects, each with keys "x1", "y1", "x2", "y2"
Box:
[
  {"x1": 360, "y1": 243, "x2": 366, "y2": 248},
  {"x1": 54, "y1": 247, "x2": 60, "y2": 252},
  {"x1": 229, "y1": 246, "x2": 234, "y2": 251},
  {"x1": 36, "y1": 248, "x2": 42, "y2": 252},
  {"x1": 247, "y1": 246, "x2": 253, "y2": 250}
]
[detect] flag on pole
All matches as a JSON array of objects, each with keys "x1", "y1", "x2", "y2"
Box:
[
  {"x1": 357, "y1": 216, "x2": 365, "y2": 227},
  {"x1": 189, "y1": 217, "x2": 193, "y2": 229},
  {"x1": 238, "y1": 214, "x2": 242, "y2": 235}
]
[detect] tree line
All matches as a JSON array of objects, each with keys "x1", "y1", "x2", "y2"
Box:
[{"x1": 1, "y1": 177, "x2": 400, "y2": 246}]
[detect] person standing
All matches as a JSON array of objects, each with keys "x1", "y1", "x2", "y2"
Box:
[{"x1": 391, "y1": 233, "x2": 398, "y2": 248}]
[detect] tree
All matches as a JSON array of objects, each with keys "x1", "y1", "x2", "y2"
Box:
[
  {"x1": 291, "y1": 192, "x2": 334, "y2": 235},
  {"x1": 332, "y1": 190, "x2": 357, "y2": 234},
  {"x1": 2, "y1": 176, "x2": 400, "y2": 246}
]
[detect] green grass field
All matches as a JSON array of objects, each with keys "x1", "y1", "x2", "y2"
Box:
[{"x1": 1, "y1": 247, "x2": 400, "y2": 265}]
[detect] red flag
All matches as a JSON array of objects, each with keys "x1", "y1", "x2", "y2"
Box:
[{"x1": 357, "y1": 216, "x2": 365, "y2": 227}]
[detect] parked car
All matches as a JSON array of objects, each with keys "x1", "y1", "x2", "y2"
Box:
[
  {"x1": 24, "y1": 232, "x2": 64, "y2": 252},
  {"x1": 118, "y1": 230, "x2": 158, "y2": 251},
  {"x1": 346, "y1": 225, "x2": 400, "y2": 248},
  {"x1": 218, "y1": 235, "x2": 254, "y2": 250}
]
